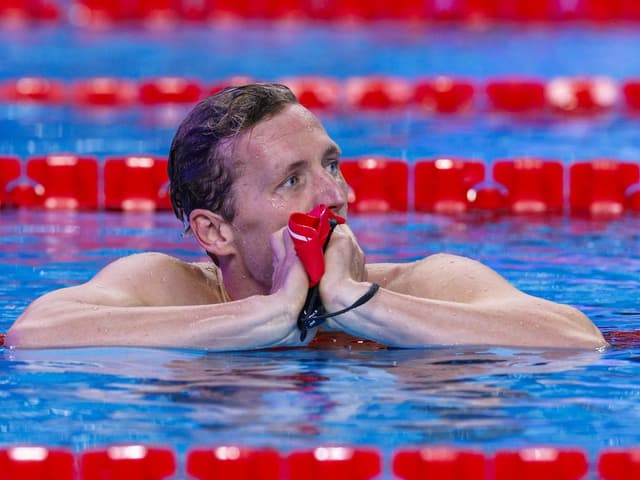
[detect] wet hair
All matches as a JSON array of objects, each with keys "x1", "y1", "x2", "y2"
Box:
[{"x1": 168, "y1": 82, "x2": 299, "y2": 232}]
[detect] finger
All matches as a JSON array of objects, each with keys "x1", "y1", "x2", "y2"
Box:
[
  {"x1": 270, "y1": 229, "x2": 286, "y2": 264},
  {"x1": 337, "y1": 223, "x2": 358, "y2": 243},
  {"x1": 325, "y1": 225, "x2": 352, "y2": 250},
  {"x1": 282, "y1": 226, "x2": 297, "y2": 257}
]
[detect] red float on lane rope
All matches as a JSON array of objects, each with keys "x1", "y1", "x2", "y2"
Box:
[
  {"x1": 494, "y1": 447, "x2": 588, "y2": 480},
  {"x1": 26, "y1": 155, "x2": 99, "y2": 210},
  {"x1": 599, "y1": 448, "x2": 640, "y2": 479},
  {"x1": 622, "y1": 79, "x2": 640, "y2": 113},
  {"x1": 0, "y1": 77, "x2": 65, "y2": 104},
  {"x1": 393, "y1": 447, "x2": 487, "y2": 480},
  {"x1": 345, "y1": 76, "x2": 413, "y2": 110},
  {"x1": 0, "y1": 156, "x2": 21, "y2": 208},
  {"x1": 287, "y1": 447, "x2": 381, "y2": 480},
  {"x1": 547, "y1": 76, "x2": 618, "y2": 115},
  {"x1": 104, "y1": 155, "x2": 170, "y2": 211},
  {"x1": 486, "y1": 77, "x2": 547, "y2": 114},
  {"x1": 138, "y1": 77, "x2": 203, "y2": 105},
  {"x1": 0, "y1": 0, "x2": 59, "y2": 22},
  {"x1": 281, "y1": 76, "x2": 340, "y2": 111},
  {"x1": 413, "y1": 77, "x2": 475, "y2": 113},
  {"x1": 423, "y1": 0, "x2": 487, "y2": 22},
  {"x1": 414, "y1": 158, "x2": 485, "y2": 214},
  {"x1": 340, "y1": 157, "x2": 409, "y2": 212},
  {"x1": 136, "y1": 0, "x2": 176, "y2": 22},
  {"x1": 71, "y1": 77, "x2": 138, "y2": 107},
  {"x1": 0, "y1": 447, "x2": 74, "y2": 480},
  {"x1": 493, "y1": 158, "x2": 564, "y2": 214},
  {"x1": 71, "y1": 0, "x2": 117, "y2": 22},
  {"x1": 80, "y1": 445, "x2": 176, "y2": 480},
  {"x1": 570, "y1": 160, "x2": 640, "y2": 217},
  {"x1": 186, "y1": 446, "x2": 280, "y2": 480},
  {"x1": 491, "y1": 0, "x2": 555, "y2": 22}
]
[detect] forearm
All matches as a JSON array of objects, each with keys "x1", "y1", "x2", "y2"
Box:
[
  {"x1": 324, "y1": 280, "x2": 607, "y2": 349},
  {"x1": 7, "y1": 293, "x2": 302, "y2": 351}
]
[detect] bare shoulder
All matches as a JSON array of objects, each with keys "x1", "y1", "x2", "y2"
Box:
[
  {"x1": 366, "y1": 253, "x2": 492, "y2": 283},
  {"x1": 95, "y1": 252, "x2": 201, "y2": 279},
  {"x1": 82, "y1": 252, "x2": 224, "y2": 306},
  {"x1": 366, "y1": 253, "x2": 518, "y2": 302}
]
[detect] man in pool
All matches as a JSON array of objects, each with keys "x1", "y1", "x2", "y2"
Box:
[{"x1": 6, "y1": 83, "x2": 607, "y2": 351}]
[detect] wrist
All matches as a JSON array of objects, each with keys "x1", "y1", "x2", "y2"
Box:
[{"x1": 325, "y1": 279, "x2": 378, "y2": 315}]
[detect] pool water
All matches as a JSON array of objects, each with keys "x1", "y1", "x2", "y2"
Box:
[
  {"x1": 1, "y1": 18, "x2": 640, "y2": 476},
  {"x1": 2, "y1": 209, "x2": 640, "y2": 463},
  {"x1": 3, "y1": 23, "x2": 640, "y2": 161}
]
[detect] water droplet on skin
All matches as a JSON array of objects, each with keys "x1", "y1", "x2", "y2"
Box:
[{"x1": 270, "y1": 198, "x2": 286, "y2": 210}]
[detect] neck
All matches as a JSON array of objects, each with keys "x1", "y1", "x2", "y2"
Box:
[{"x1": 218, "y1": 261, "x2": 271, "y2": 301}]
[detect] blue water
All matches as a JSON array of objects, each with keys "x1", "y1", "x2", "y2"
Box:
[
  {"x1": 1, "y1": 209, "x2": 640, "y2": 466},
  {"x1": 3, "y1": 22, "x2": 640, "y2": 80},
  {"x1": 2, "y1": 19, "x2": 640, "y2": 476},
  {"x1": 2, "y1": 23, "x2": 640, "y2": 161}
]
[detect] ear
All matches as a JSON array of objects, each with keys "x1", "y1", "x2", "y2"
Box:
[{"x1": 189, "y1": 209, "x2": 237, "y2": 259}]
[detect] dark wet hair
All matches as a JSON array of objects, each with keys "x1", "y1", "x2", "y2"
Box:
[{"x1": 168, "y1": 83, "x2": 299, "y2": 232}]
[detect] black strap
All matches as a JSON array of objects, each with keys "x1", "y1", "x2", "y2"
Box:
[
  {"x1": 297, "y1": 286, "x2": 324, "y2": 341},
  {"x1": 301, "y1": 282, "x2": 380, "y2": 329}
]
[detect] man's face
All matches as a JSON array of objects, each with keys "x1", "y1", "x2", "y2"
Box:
[{"x1": 226, "y1": 103, "x2": 349, "y2": 290}]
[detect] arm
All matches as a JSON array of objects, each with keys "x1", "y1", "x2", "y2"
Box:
[
  {"x1": 318, "y1": 225, "x2": 608, "y2": 349},
  {"x1": 6, "y1": 232, "x2": 310, "y2": 351}
]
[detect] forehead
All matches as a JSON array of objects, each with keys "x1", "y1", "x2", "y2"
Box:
[{"x1": 229, "y1": 104, "x2": 331, "y2": 168}]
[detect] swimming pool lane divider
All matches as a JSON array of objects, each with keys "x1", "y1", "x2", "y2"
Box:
[
  {"x1": 1, "y1": 155, "x2": 639, "y2": 219},
  {"x1": 6, "y1": 0, "x2": 640, "y2": 25},
  {"x1": 0, "y1": 75, "x2": 638, "y2": 116},
  {"x1": 0, "y1": 444, "x2": 639, "y2": 479}
]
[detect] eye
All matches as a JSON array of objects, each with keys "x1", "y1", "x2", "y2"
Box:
[
  {"x1": 326, "y1": 160, "x2": 339, "y2": 175},
  {"x1": 282, "y1": 175, "x2": 299, "y2": 188}
]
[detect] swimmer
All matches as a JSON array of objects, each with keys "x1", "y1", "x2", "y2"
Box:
[{"x1": 6, "y1": 83, "x2": 607, "y2": 350}]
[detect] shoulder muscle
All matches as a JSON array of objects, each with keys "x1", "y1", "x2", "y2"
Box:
[{"x1": 367, "y1": 253, "x2": 519, "y2": 303}]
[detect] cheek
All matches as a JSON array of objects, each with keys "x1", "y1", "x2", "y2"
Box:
[
  {"x1": 234, "y1": 208, "x2": 288, "y2": 254},
  {"x1": 233, "y1": 191, "x2": 297, "y2": 243},
  {"x1": 265, "y1": 194, "x2": 300, "y2": 225},
  {"x1": 267, "y1": 193, "x2": 288, "y2": 212},
  {"x1": 267, "y1": 193, "x2": 313, "y2": 222}
]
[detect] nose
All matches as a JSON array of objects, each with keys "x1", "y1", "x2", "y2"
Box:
[{"x1": 315, "y1": 169, "x2": 348, "y2": 214}]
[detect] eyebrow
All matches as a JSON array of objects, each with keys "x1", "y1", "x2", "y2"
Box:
[
  {"x1": 324, "y1": 143, "x2": 342, "y2": 158},
  {"x1": 278, "y1": 143, "x2": 342, "y2": 178},
  {"x1": 280, "y1": 160, "x2": 307, "y2": 178}
]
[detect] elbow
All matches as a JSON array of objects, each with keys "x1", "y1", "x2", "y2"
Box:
[
  {"x1": 5, "y1": 313, "x2": 38, "y2": 348},
  {"x1": 4, "y1": 326, "x2": 19, "y2": 348},
  {"x1": 5, "y1": 298, "x2": 69, "y2": 349},
  {"x1": 4, "y1": 324, "x2": 41, "y2": 349},
  {"x1": 554, "y1": 304, "x2": 608, "y2": 350}
]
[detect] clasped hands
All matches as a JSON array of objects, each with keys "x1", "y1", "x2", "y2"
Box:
[{"x1": 270, "y1": 205, "x2": 369, "y2": 341}]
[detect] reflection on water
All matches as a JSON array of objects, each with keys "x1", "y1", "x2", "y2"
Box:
[{"x1": 3, "y1": 342, "x2": 637, "y2": 457}]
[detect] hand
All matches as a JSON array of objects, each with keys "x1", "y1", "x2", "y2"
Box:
[
  {"x1": 269, "y1": 226, "x2": 309, "y2": 317},
  {"x1": 318, "y1": 224, "x2": 367, "y2": 309}
]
